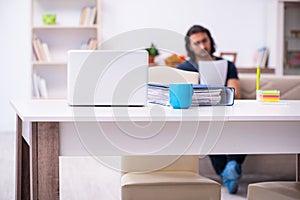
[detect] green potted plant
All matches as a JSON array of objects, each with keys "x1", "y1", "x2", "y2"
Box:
[{"x1": 146, "y1": 43, "x2": 159, "y2": 65}]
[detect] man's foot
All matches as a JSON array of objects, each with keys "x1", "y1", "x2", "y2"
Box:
[
  {"x1": 224, "y1": 179, "x2": 238, "y2": 194},
  {"x1": 220, "y1": 160, "x2": 241, "y2": 194}
]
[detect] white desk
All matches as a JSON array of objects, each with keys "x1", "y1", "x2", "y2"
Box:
[{"x1": 11, "y1": 100, "x2": 300, "y2": 200}]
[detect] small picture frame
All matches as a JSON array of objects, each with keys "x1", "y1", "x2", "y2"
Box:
[{"x1": 220, "y1": 52, "x2": 237, "y2": 64}]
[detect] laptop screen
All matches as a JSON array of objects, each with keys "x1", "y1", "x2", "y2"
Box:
[
  {"x1": 198, "y1": 60, "x2": 228, "y2": 86},
  {"x1": 68, "y1": 50, "x2": 148, "y2": 106}
]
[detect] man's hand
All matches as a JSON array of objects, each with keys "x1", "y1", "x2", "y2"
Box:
[{"x1": 227, "y1": 79, "x2": 241, "y2": 99}]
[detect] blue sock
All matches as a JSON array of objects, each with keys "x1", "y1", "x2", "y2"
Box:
[{"x1": 220, "y1": 160, "x2": 241, "y2": 194}]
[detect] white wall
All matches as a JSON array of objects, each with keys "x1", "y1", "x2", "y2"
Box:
[
  {"x1": 0, "y1": 0, "x2": 280, "y2": 132},
  {"x1": 0, "y1": 0, "x2": 31, "y2": 132},
  {"x1": 101, "y1": 0, "x2": 278, "y2": 67}
]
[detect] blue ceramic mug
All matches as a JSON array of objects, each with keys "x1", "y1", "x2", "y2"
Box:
[{"x1": 169, "y1": 83, "x2": 194, "y2": 109}]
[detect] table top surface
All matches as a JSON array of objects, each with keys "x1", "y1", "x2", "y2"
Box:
[{"x1": 10, "y1": 99, "x2": 300, "y2": 122}]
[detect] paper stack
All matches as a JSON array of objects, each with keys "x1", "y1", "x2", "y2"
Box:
[
  {"x1": 257, "y1": 90, "x2": 280, "y2": 102},
  {"x1": 148, "y1": 84, "x2": 170, "y2": 106},
  {"x1": 193, "y1": 87, "x2": 222, "y2": 105},
  {"x1": 192, "y1": 85, "x2": 234, "y2": 106}
]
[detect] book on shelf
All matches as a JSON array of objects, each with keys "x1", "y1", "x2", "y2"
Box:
[
  {"x1": 148, "y1": 83, "x2": 235, "y2": 106},
  {"x1": 42, "y1": 42, "x2": 51, "y2": 61},
  {"x1": 32, "y1": 73, "x2": 40, "y2": 98},
  {"x1": 254, "y1": 47, "x2": 269, "y2": 68},
  {"x1": 80, "y1": 38, "x2": 98, "y2": 50},
  {"x1": 79, "y1": 7, "x2": 90, "y2": 25},
  {"x1": 39, "y1": 78, "x2": 48, "y2": 98},
  {"x1": 32, "y1": 38, "x2": 43, "y2": 61},
  {"x1": 87, "y1": 6, "x2": 97, "y2": 25},
  {"x1": 88, "y1": 38, "x2": 97, "y2": 50},
  {"x1": 32, "y1": 73, "x2": 48, "y2": 98},
  {"x1": 32, "y1": 38, "x2": 51, "y2": 62},
  {"x1": 79, "y1": 6, "x2": 97, "y2": 26}
]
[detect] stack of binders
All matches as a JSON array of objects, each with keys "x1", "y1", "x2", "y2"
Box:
[{"x1": 148, "y1": 84, "x2": 235, "y2": 106}]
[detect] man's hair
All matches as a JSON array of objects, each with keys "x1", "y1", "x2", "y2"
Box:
[{"x1": 185, "y1": 25, "x2": 216, "y2": 61}]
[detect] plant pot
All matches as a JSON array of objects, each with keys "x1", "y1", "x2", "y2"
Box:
[{"x1": 148, "y1": 56, "x2": 155, "y2": 64}]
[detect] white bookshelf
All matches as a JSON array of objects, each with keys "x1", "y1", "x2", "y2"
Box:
[{"x1": 31, "y1": 0, "x2": 100, "y2": 99}]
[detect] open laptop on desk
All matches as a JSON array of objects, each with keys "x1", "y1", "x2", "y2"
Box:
[
  {"x1": 68, "y1": 50, "x2": 148, "y2": 106},
  {"x1": 199, "y1": 60, "x2": 228, "y2": 86}
]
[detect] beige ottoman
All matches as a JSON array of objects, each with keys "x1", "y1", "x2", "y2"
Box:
[
  {"x1": 122, "y1": 171, "x2": 220, "y2": 200},
  {"x1": 121, "y1": 155, "x2": 221, "y2": 200},
  {"x1": 247, "y1": 181, "x2": 300, "y2": 200}
]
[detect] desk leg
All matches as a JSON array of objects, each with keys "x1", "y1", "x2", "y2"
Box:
[
  {"x1": 16, "y1": 116, "x2": 30, "y2": 200},
  {"x1": 297, "y1": 154, "x2": 300, "y2": 182},
  {"x1": 31, "y1": 122, "x2": 59, "y2": 200}
]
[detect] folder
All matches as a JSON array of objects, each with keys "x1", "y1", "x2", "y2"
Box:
[
  {"x1": 148, "y1": 84, "x2": 235, "y2": 106},
  {"x1": 192, "y1": 85, "x2": 235, "y2": 106}
]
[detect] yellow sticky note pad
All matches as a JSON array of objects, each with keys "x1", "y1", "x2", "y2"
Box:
[{"x1": 261, "y1": 98, "x2": 280, "y2": 102}]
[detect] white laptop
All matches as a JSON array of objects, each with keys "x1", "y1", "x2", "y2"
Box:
[
  {"x1": 68, "y1": 50, "x2": 148, "y2": 106},
  {"x1": 199, "y1": 60, "x2": 228, "y2": 86}
]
